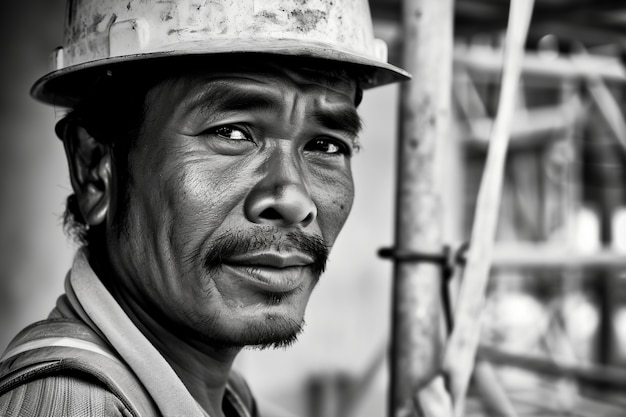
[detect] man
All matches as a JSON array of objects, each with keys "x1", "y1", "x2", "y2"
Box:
[{"x1": 0, "y1": 1, "x2": 409, "y2": 416}]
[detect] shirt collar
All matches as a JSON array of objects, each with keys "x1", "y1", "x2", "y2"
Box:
[{"x1": 68, "y1": 248, "x2": 209, "y2": 417}]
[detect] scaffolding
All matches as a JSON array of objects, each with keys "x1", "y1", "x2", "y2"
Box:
[{"x1": 371, "y1": 0, "x2": 626, "y2": 416}]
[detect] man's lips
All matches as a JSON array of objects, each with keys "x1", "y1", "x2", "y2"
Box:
[
  {"x1": 225, "y1": 252, "x2": 314, "y2": 268},
  {"x1": 221, "y1": 252, "x2": 315, "y2": 293}
]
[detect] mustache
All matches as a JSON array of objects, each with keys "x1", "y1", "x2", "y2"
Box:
[{"x1": 203, "y1": 228, "x2": 329, "y2": 276}]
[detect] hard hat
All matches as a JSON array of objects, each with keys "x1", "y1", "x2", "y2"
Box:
[{"x1": 32, "y1": 0, "x2": 410, "y2": 107}]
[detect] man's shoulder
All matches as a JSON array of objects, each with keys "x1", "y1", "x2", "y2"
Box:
[
  {"x1": 0, "y1": 318, "x2": 157, "y2": 417},
  {"x1": 0, "y1": 371, "x2": 132, "y2": 417}
]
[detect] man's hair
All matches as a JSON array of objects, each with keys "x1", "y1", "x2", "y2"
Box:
[
  {"x1": 58, "y1": 70, "x2": 156, "y2": 247},
  {"x1": 58, "y1": 55, "x2": 363, "y2": 248}
]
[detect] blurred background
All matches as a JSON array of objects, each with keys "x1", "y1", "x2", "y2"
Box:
[{"x1": 1, "y1": 1, "x2": 625, "y2": 416}]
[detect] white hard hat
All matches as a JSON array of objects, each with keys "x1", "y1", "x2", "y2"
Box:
[{"x1": 32, "y1": 0, "x2": 410, "y2": 107}]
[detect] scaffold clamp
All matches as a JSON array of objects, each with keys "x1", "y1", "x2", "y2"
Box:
[{"x1": 378, "y1": 243, "x2": 468, "y2": 281}]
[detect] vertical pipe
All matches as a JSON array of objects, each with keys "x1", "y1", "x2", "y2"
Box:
[{"x1": 390, "y1": 0, "x2": 454, "y2": 415}]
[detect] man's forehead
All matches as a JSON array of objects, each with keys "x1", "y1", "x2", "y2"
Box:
[
  {"x1": 149, "y1": 58, "x2": 360, "y2": 104},
  {"x1": 141, "y1": 60, "x2": 363, "y2": 139}
]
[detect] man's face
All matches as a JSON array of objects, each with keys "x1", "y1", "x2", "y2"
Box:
[{"x1": 105, "y1": 64, "x2": 360, "y2": 348}]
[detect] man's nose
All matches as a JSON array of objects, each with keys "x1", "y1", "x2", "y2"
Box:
[{"x1": 244, "y1": 151, "x2": 317, "y2": 228}]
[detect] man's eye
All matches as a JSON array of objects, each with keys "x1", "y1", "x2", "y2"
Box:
[
  {"x1": 211, "y1": 126, "x2": 250, "y2": 141},
  {"x1": 305, "y1": 138, "x2": 352, "y2": 156}
]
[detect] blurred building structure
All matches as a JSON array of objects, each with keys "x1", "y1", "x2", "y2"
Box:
[{"x1": 369, "y1": 1, "x2": 626, "y2": 416}]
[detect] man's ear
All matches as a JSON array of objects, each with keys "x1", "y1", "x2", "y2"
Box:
[{"x1": 60, "y1": 120, "x2": 112, "y2": 227}]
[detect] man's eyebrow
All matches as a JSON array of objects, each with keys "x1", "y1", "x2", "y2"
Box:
[
  {"x1": 191, "y1": 82, "x2": 283, "y2": 115},
  {"x1": 313, "y1": 106, "x2": 363, "y2": 138},
  {"x1": 186, "y1": 80, "x2": 362, "y2": 137}
]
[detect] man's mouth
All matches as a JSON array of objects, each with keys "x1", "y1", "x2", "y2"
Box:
[{"x1": 222, "y1": 252, "x2": 315, "y2": 293}]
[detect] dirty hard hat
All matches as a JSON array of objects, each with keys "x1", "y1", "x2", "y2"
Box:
[{"x1": 32, "y1": 0, "x2": 411, "y2": 107}]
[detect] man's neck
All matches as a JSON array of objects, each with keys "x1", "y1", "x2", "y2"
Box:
[{"x1": 92, "y1": 254, "x2": 241, "y2": 417}]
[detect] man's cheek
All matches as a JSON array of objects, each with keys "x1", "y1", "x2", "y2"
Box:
[{"x1": 318, "y1": 195, "x2": 354, "y2": 244}]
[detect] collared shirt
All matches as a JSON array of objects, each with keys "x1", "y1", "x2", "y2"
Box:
[{"x1": 0, "y1": 249, "x2": 256, "y2": 417}]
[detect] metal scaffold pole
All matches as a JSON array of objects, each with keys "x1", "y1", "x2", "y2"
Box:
[{"x1": 389, "y1": 0, "x2": 454, "y2": 415}]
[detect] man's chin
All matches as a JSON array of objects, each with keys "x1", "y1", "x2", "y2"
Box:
[
  {"x1": 246, "y1": 330, "x2": 302, "y2": 350},
  {"x1": 236, "y1": 315, "x2": 305, "y2": 350},
  {"x1": 188, "y1": 315, "x2": 305, "y2": 350}
]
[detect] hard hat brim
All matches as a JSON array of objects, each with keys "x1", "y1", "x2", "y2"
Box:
[{"x1": 31, "y1": 39, "x2": 411, "y2": 107}]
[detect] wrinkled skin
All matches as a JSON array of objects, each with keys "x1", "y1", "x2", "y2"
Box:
[
  {"x1": 106, "y1": 67, "x2": 359, "y2": 347},
  {"x1": 68, "y1": 64, "x2": 361, "y2": 414}
]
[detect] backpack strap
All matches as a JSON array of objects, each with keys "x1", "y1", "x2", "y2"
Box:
[{"x1": 0, "y1": 318, "x2": 159, "y2": 417}]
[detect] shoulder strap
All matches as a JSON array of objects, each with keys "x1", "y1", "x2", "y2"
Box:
[{"x1": 0, "y1": 318, "x2": 159, "y2": 417}]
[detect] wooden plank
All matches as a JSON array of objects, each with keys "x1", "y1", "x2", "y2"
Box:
[
  {"x1": 465, "y1": 104, "x2": 578, "y2": 147},
  {"x1": 389, "y1": 0, "x2": 454, "y2": 415},
  {"x1": 442, "y1": 0, "x2": 535, "y2": 415},
  {"x1": 479, "y1": 345, "x2": 626, "y2": 389},
  {"x1": 473, "y1": 360, "x2": 517, "y2": 417},
  {"x1": 455, "y1": 45, "x2": 626, "y2": 82},
  {"x1": 579, "y1": 51, "x2": 626, "y2": 151},
  {"x1": 454, "y1": 69, "x2": 489, "y2": 121},
  {"x1": 530, "y1": 21, "x2": 626, "y2": 49},
  {"x1": 491, "y1": 243, "x2": 626, "y2": 269}
]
